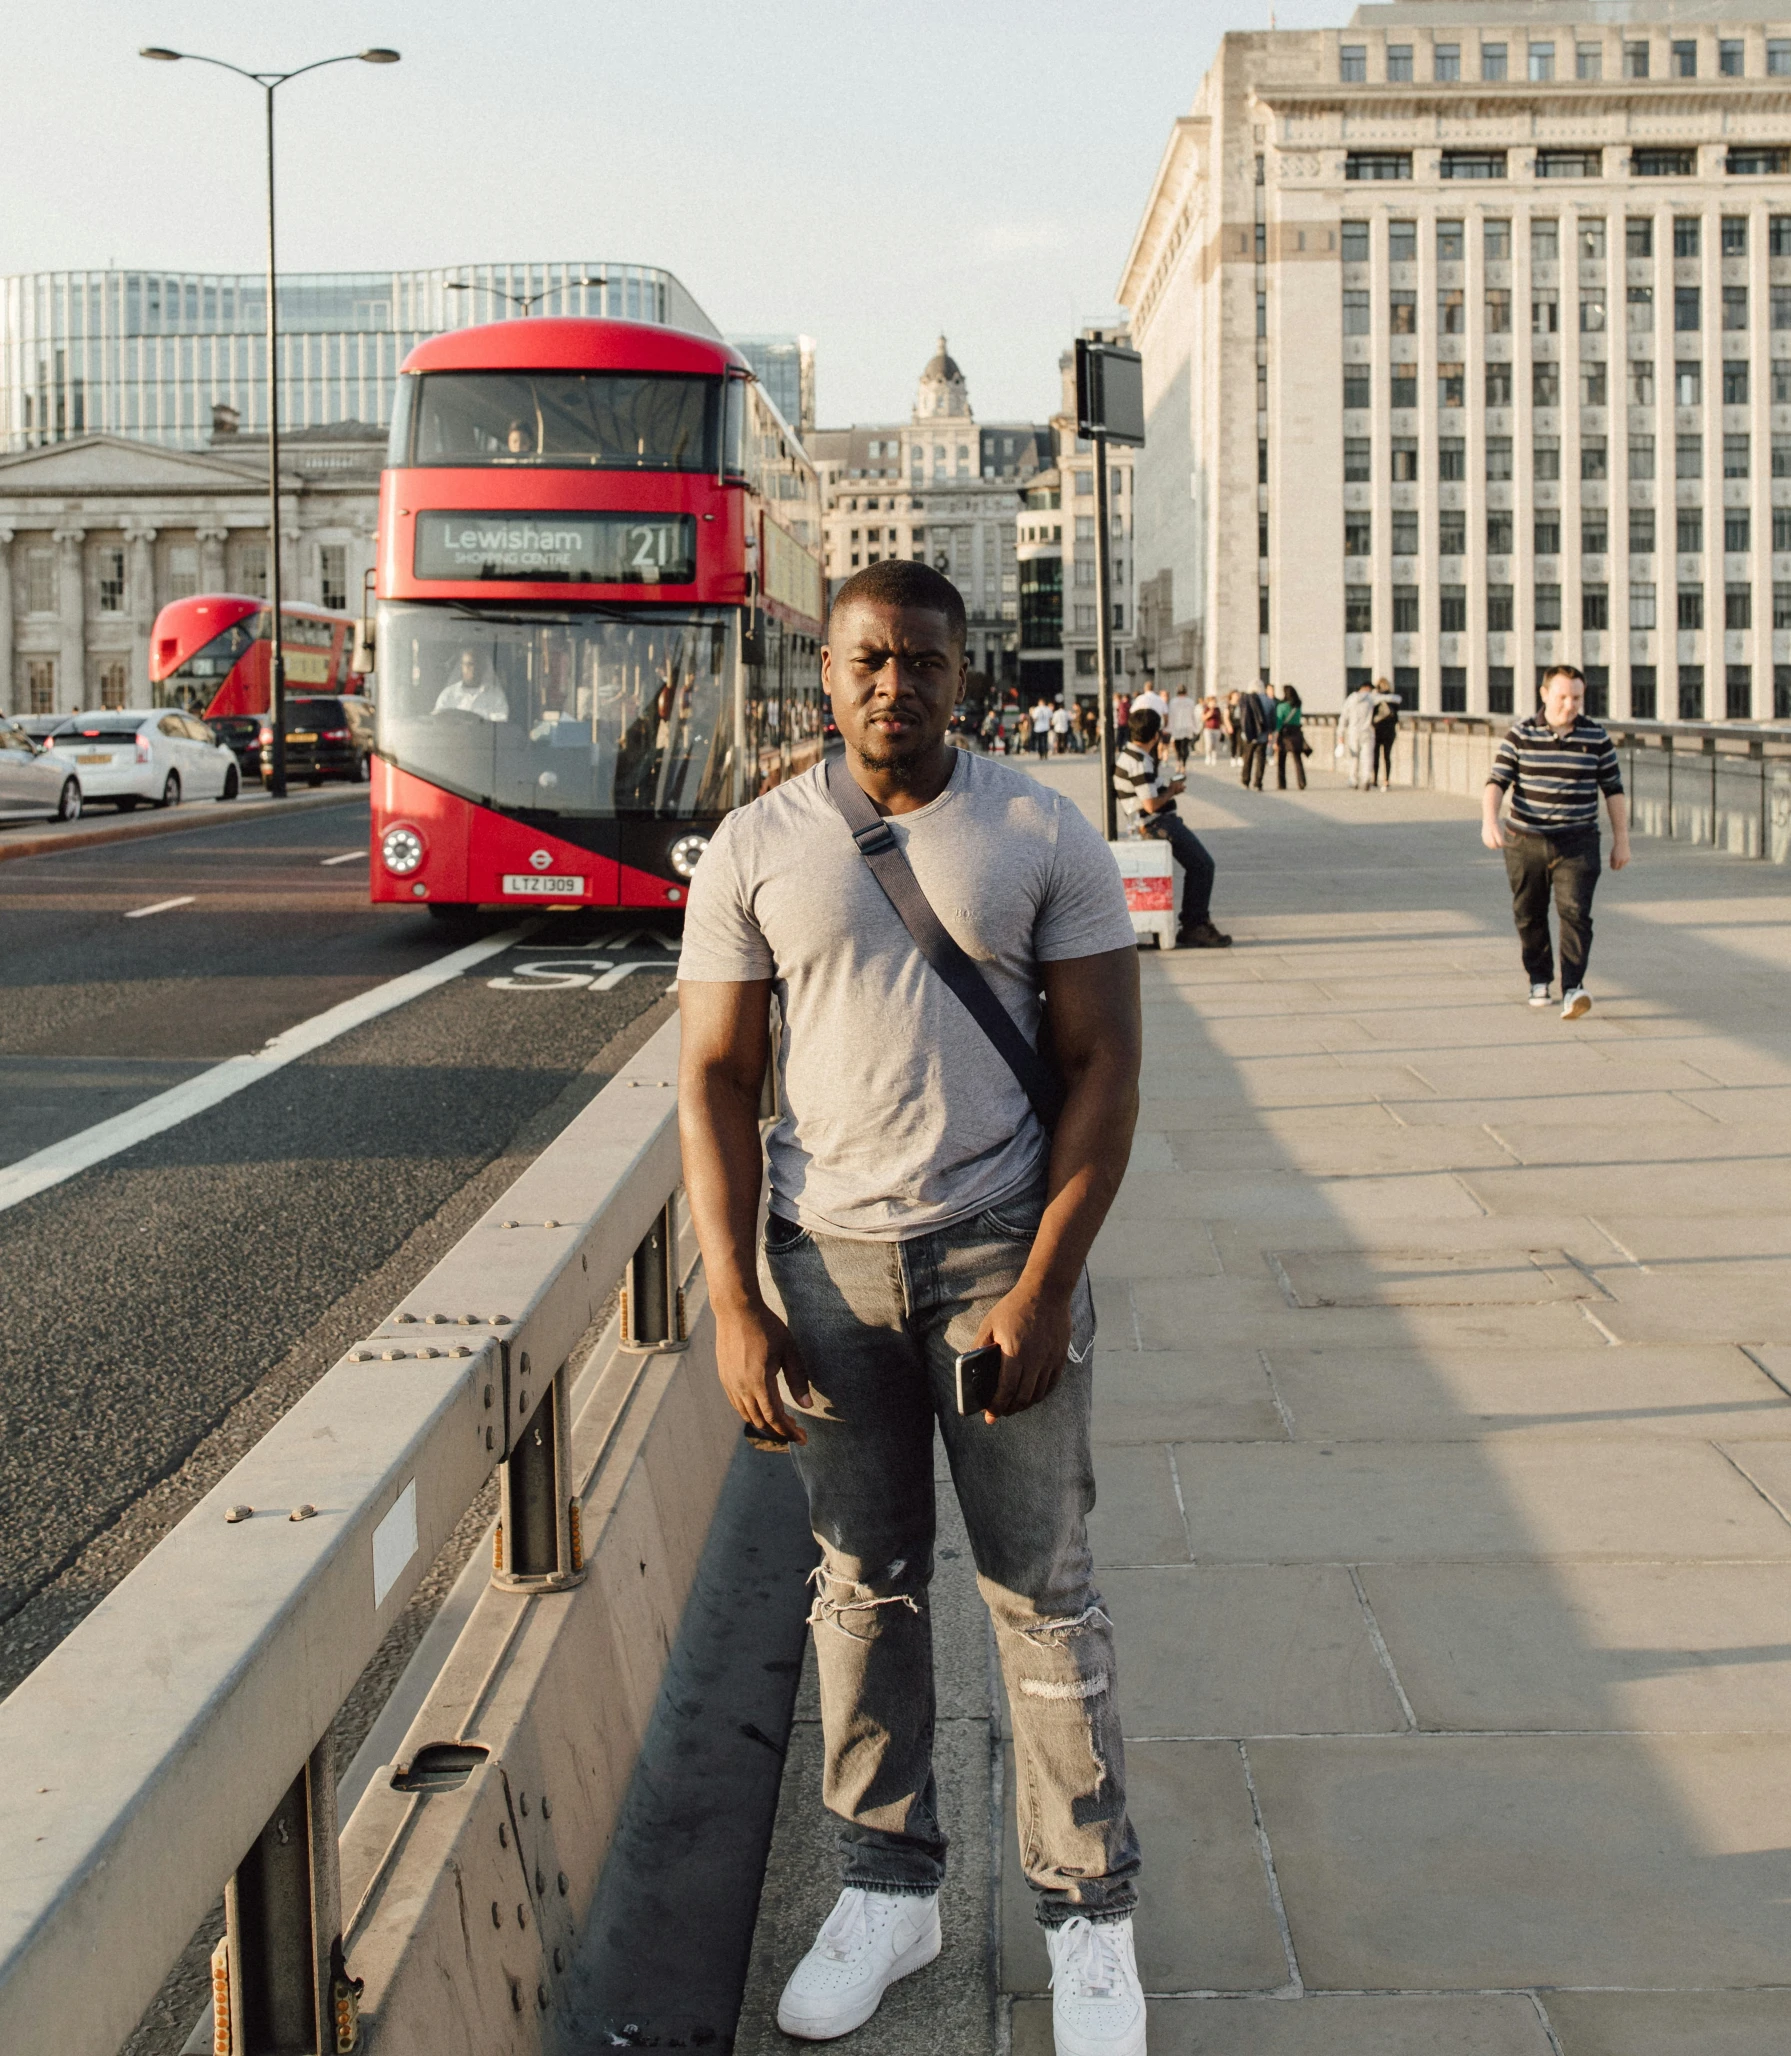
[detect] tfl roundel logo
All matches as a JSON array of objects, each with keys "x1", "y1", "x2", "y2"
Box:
[{"x1": 529, "y1": 849, "x2": 553, "y2": 871}]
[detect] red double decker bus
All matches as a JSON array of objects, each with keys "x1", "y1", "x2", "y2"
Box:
[
  {"x1": 367, "y1": 317, "x2": 824, "y2": 918},
  {"x1": 149, "y1": 595, "x2": 359, "y2": 717}
]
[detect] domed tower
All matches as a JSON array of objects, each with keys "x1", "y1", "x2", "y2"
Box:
[{"x1": 913, "y1": 334, "x2": 971, "y2": 421}]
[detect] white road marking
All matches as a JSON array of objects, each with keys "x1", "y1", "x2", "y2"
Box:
[
  {"x1": 486, "y1": 958, "x2": 679, "y2": 993},
  {"x1": 123, "y1": 896, "x2": 195, "y2": 919},
  {"x1": 0, "y1": 927, "x2": 527, "y2": 1217},
  {"x1": 321, "y1": 851, "x2": 367, "y2": 866}
]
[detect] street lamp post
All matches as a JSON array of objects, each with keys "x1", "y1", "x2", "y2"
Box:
[
  {"x1": 1073, "y1": 337, "x2": 1147, "y2": 842},
  {"x1": 141, "y1": 45, "x2": 399, "y2": 800},
  {"x1": 445, "y1": 275, "x2": 607, "y2": 317}
]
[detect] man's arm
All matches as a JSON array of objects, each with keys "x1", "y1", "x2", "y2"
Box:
[
  {"x1": 974, "y1": 945, "x2": 1142, "y2": 1421},
  {"x1": 677, "y1": 978, "x2": 811, "y2": 1443},
  {"x1": 1607, "y1": 789, "x2": 1632, "y2": 869},
  {"x1": 1481, "y1": 779, "x2": 1507, "y2": 849}
]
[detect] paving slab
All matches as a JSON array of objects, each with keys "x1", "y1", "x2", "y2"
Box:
[
  {"x1": 1249, "y1": 1733, "x2": 1791, "y2": 1987},
  {"x1": 1012, "y1": 1992, "x2": 1558, "y2": 2054},
  {"x1": 1542, "y1": 1989, "x2": 1791, "y2": 2056},
  {"x1": 1092, "y1": 1349, "x2": 1288, "y2": 1444},
  {"x1": 1085, "y1": 1442, "x2": 1192, "y2": 1565}
]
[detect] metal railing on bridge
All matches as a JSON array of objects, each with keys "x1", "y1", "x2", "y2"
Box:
[{"x1": 0, "y1": 1012, "x2": 730, "y2": 2056}]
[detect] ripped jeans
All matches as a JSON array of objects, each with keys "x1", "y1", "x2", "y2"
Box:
[{"x1": 764, "y1": 1190, "x2": 1140, "y2": 1927}]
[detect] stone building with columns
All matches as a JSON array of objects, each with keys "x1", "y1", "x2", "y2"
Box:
[{"x1": 0, "y1": 417, "x2": 380, "y2": 714}]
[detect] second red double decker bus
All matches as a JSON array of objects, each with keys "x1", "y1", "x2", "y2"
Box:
[{"x1": 367, "y1": 315, "x2": 824, "y2": 917}]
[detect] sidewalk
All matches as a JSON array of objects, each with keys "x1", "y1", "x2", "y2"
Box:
[{"x1": 738, "y1": 752, "x2": 1791, "y2": 2055}]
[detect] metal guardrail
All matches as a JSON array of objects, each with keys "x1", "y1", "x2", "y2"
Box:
[{"x1": 0, "y1": 1014, "x2": 691, "y2": 2056}]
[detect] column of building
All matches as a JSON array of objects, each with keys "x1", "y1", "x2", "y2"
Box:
[
  {"x1": 198, "y1": 526, "x2": 228, "y2": 593},
  {"x1": 0, "y1": 531, "x2": 13, "y2": 714},
  {"x1": 55, "y1": 529, "x2": 85, "y2": 712},
  {"x1": 126, "y1": 525, "x2": 157, "y2": 693}
]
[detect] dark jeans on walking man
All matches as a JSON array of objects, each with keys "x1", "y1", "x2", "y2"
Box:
[{"x1": 1503, "y1": 828, "x2": 1600, "y2": 993}]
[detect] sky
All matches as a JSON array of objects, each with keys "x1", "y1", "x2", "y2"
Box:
[{"x1": 6, "y1": 0, "x2": 1343, "y2": 428}]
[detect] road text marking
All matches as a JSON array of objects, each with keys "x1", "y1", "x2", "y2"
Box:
[{"x1": 124, "y1": 896, "x2": 196, "y2": 919}]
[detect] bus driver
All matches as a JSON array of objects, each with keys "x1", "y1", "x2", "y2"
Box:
[{"x1": 432, "y1": 646, "x2": 509, "y2": 723}]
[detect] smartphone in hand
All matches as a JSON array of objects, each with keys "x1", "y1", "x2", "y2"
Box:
[{"x1": 955, "y1": 1343, "x2": 1003, "y2": 1417}]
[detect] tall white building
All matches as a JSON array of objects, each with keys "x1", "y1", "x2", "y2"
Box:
[
  {"x1": 1121, "y1": 2, "x2": 1791, "y2": 720},
  {"x1": 810, "y1": 340, "x2": 1051, "y2": 689}
]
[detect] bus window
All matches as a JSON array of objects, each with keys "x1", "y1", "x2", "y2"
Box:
[{"x1": 405, "y1": 372, "x2": 722, "y2": 471}]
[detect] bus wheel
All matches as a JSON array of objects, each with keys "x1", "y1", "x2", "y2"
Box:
[{"x1": 219, "y1": 765, "x2": 240, "y2": 802}]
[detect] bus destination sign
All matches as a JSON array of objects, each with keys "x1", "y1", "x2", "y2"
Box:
[{"x1": 414, "y1": 511, "x2": 697, "y2": 585}]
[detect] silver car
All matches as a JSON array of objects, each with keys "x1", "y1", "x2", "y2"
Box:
[
  {"x1": 43, "y1": 708, "x2": 240, "y2": 810},
  {"x1": 0, "y1": 720, "x2": 82, "y2": 821}
]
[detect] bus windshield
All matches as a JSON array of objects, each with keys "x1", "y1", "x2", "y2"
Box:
[
  {"x1": 377, "y1": 602, "x2": 733, "y2": 818},
  {"x1": 399, "y1": 372, "x2": 721, "y2": 471}
]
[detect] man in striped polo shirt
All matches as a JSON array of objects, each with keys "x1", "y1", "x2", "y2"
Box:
[{"x1": 1481, "y1": 664, "x2": 1631, "y2": 1019}]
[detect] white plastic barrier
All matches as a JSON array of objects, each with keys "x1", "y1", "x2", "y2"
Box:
[{"x1": 1109, "y1": 837, "x2": 1179, "y2": 949}]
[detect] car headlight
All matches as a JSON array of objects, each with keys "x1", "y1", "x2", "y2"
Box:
[
  {"x1": 381, "y1": 824, "x2": 425, "y2": 876},
  {"x1": 668, "y1": 833, "x2": 709, "y2": 880}
]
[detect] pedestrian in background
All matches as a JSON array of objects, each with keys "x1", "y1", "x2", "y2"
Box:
[
  {"x1": 1028, "y1": 696, "x2": 1054, "y2": 757},
  {"x1": 1237, "y1": 683, "x2": 1272, "y2": 791},
  {"x1": 1482, "y1": 662, "x2": 1630, "y2": 1019},
  {"x1": 1114, "y1": 705, "x2": 1231, "y2": 948},
  {"x1": 1274, "y1": 684, "x2": 1307, "y2": 791},
  {"x1": 1131, "y1": 677, "x2": 1167, "y2": 725},
  {"x1": 1369, "y1": 679, "x2": 1400, "y2": 790},
  {"x1": 1200, "y1": 695, "x2": 1222, "y2": 764},
  {"x1": 1168, "y1": 686, "x2": 1199, "y2": 768},
  {"x1": 1050, "y1": 700, "x2": 1072, "y2": 754},
  {"x1": 1336, "y1": 679, "x2": 1375, "y2": 790}
]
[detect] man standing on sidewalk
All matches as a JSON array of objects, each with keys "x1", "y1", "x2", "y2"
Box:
[
  {"x1": 677, "y1": 559, "x2": 1147, "y2": 2056},
  {"x1": 1482, "y1": 662, "x2": 1631, "y2": 1019},
  {"x1": 1236, "y1": 683, "x2": 1272, "y2": 790}
]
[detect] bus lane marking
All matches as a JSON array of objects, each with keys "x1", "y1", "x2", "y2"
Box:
[
  {"x1": 0, "y1": 927, "x2": 528, "y2": 1217},
  {"x1": 487, "y1": 959, "x2": 679, "y2": 993},
  {"x1": 124, "y1": 896, "x2": 196, "y2": 918}
]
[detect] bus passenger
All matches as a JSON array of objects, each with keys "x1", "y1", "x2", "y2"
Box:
[
  {"x1": 503, "y1": 418, "x2": 536, "y2": 459},
  {"x1": 433, "y1": 647, "x2": 509, "y2": 723}
]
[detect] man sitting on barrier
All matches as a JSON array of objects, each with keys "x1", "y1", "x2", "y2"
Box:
[
  {"x1": 1114, "y1": 705, "x2": 1231, "y2": 948},
  {"x1": 677, "y1": 559, "x2": 1148, "y2": 2056}
]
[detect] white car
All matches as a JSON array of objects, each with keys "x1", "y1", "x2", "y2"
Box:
[
  {"x1": 0, "y1": 720, "x2": 83, "y2": 821},
  {"x1": 44, "y1": 708, "x2": 241, "y2": 810}
]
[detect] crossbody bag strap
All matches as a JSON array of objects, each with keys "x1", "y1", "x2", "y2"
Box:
[{"x1": 824, "y1": 753, "x2": 1065, "y2": 1132}]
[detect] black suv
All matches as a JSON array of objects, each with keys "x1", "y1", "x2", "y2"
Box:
[{"x1": 259, "y1": 695, "x2": 375, "y2": 785}]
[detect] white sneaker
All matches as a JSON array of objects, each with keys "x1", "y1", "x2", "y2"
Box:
[
  {"x1": 776, "y1": 1886, "x2": 940, "y2": 2040},
  {"x1": 1562, "y1": 987, "x2": 1591, "y2": 1020},
  {"x1": 1528, "y1": 982, "x2": 1552, "y2": 1008},
  {"x1": 1047, "y1": 1916, "x2": 1147, "y2": 2056}
]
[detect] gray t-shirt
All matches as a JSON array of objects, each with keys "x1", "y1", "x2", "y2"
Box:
[{"x1": 678, "y1": 750, "x2": 1135, "y2": 1239}]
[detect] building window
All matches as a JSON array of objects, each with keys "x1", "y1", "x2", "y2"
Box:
[
  {"x1": 1628, "y1": 285, "x2": 1654, "y2": 332},
  {"x1": 1582, "y1": 438, "x2": 1608, "y2": 480},
  {"x1": 1440, "y1": 586, "x2": 1467, "y2": 632},
  {"x1": 1439, "y1": 288, "x2": 1465, "y2": 334},
  {"x1": 1439, "y1": 438, "x2": 1466, "y2": 481},
  {"x1": 1582, "y1": 362, "x2": 1608, "y2": 406},
  {"x1": 239, "y1": 544, "x2": 268, "y2": 597},
  {"x1": 1719, "y1": 38, "x2": 1745, "y2": 76},
  {"x1": 1073, "y1": 470, "x2": 1092, "y2": 497},
  {"x1": 1075, "y1": 560, "x2": 1096, "y2": 587},
  {"x1": 1488, "y1": 586, "x2": 1515, "y2": 631},
  {"x1": 1677, "y1": 433, "x2": 1703, "y2": 478},
  {"x1": 1532, "y1": 218, "x2": 1560, "y2": 261},
  {"x1": 1258, "y1": 439, "x2": 1269, "y2": 484},
  {"x1": 1583, "y1": 586, "x2": 1610, "y2": 630},
  {"x1": 26, "y1": 658, "x2": 54, "y2": 713},
  {"x1": 1345, "y1": 585, "x2": 1373, "y2": 633},
  {"x1": 1535, "y1": 514, "x2": 1562, "y2": 556},
  {"x1": 1485, "y1": 219, "x2": 1511, "y2": 259},
  {"x1": 1724, "y1": 361, "x2": 1750, "y2": 406},
  {"x1": 1340, "y1": 43, "x2": 1366, "y2": 81},
  {"x1": 1391, "y1": 439, "x2": 1419, "y2": 481},
  {"x1": 1675, "y1": 287, "x2": 1701, "y2": 333},
  {"x1": 1624, "y1": 41, "x2": 1651, "y2": 78},
  {"x1": 1393, "y1": 586, "x2": 1420, "y2": 632},
  {"x1": 1630, "y1": 584, "x2": 1657, "y2": 629},
  {"x1": 1482, "y1": 43, "x2": 1508, "y2": 80},
  {"x1": 1390, "y1": 290, "x2": 1417, "y2": 334},
  {"x1": 1440, "y1": 509, "x2": 1466, "y2": 556},
  {"x1": 1344, "y1": 437, "x2": 1372, "y2": 481},
  {"x1": 1487, "y1": 437, "x2": 1513, "y2": 480},
  {"x1": 1724, "y1": 433, "x2": 1751, "y2": 478},
  {"x1": 1635, "y1": 149, "x2": 1697, "y2": 177},
  {"x1": 1627, "y1": 218, "x2": 1654, "y2": 260},
  {"x1": 96, "y1": 547, "x2": 125, "y2": 614},
  {"x1": 25, "y1": 548, "x2": 56, "y2": 615},
  {"x1": 1723, "y1": 286, "x2": 1749, "y2": 331},
  {"x1": 1631, "y1": 665, "x2": 1658, "y2": 716},
  {"x1": 319, "y1": 543, "x2": 348, "y2": 614},
  {"x1": 1073, "y1": 604, "x2": 1096, "y2": 631},
  {"x1": 1528, "y1": 42, "x2": 1555, "y2": 80},
  {"x1": 1727, "y1": 583, "x2": 1753, "y2": 628},
  {"x1": 1258, "y1": 589, "x2": 1271, "y2": 632},
  {"x1": 1581, "y1": 293, "x2": 1608, "y2": 341},
  {"x1": 1486, "y1": 289, "x2": 1512, "y2": 335},
  {"x1": 1678, "y1": 665, "x2": 1705, "y2": 719},
  {"x1": 1342, "y1": 290, "x2": 1371, "y2": 336},
  {"x1": 1392, "y1": 509, "x2": 1419, "y2": 556},
  {"x1": 1341, "y1": 221, "x2": 1370, "y2": 263},
  {"x1": 98, "y1": 659, "x2": 128, "y2": 710},
  {"x1": 1346, "y1": 151, "x2": 1412, "y2": 181},
  {"x1": 1583, "y1": 511, "x2": 1609, "y2": 555},
  {"x1": 1343, "y1": 365, "x2": 1372, "y2": 409},
  {"x1": 1075, "y1": 649, "x2": 1099, "y2": 677},
  {"x1": 1675, "y1": 509, "x2": 1706, "y2": 561},
  {"x1": 1671, "y1": 39, "x2": 1697, "y2": 77},
  {"x1": 1533, "y1": 290, "x2": 1559, "y2": 338},
  {"x1": 1533, "y1": 363, "x2": 1561, "y2": 408},
  {"x1": 1441, "y1": 665, "x2": 1467, "y2": 711},
  {"x1": 1535, "y1": 584, "x2": 1563, "y2": 629},
  {"x1": 1534, "y1": 437, "x2": 1561, "y2": 480},
  {"x1": 1678, "y1": 585, "x2": 1704, "y2": 630},
  {"x1": 1630, "y1": 506, "x2": 1656, "y2": 554},
  {"x1": 1488, "y1": 509, "x2": 1514, "y2": 554},
  {"x1": 1435, "y1": 42, "x2": 1460, "y2": 80},
  {"x1": 1387, "y1": 43, "x2": 1413, "y2": 80},
  {"x1": 1729, "y1": 147, "x2": 1791, "y2": 176},
  {"x1": 1726, "y1": 664, "x2": 1753, "y2": 717},
  {"x1": 1630, "y1": 435, "x2": 1655, "y2": 477},
  {"x1": 167, "y1": 544, "x2": 198, "y2": 600},
  {"x1": 1584, "y1": 666, "x2": 1611, "y2": 716},
  {"x1": 1575, "y1": 43, "x2": 1603, "y2": 79},
  {"x1": 1776, "y1": 434, "x2": 1791, "y2": 477},
  {"x1": 1630, "y1": 360, "x2": 1655, "y2": 405},
  {"x1": 1537, "y1": 149, "x2": 1601, "y2": 179},
  {"x1": 1345, "y1": 510, "x2": 1372, "y2": 557},
  {"x1": 1488, "y1": 665, "x2": 1515, "y2": 713},
  {"x1": 1391, "y1": 366, "x2": 1418, "y2": 408},
  {"x1": 1777, "y1": 584, "x2": 1791, "y2": 629},
  {"x1": 1442, "y1": 150, "x2": 1508, "y2": 180},
  {"x1": 1722, "y1": 215, "x2": 1749, "y2": 258},
  {"x1": 1675, "y1": 361, "x2": 1702, "y2": 407}
]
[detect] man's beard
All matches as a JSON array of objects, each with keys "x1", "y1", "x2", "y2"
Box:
[{"x1": 852, "y1": 730, "x2": 940, "y2": 790}]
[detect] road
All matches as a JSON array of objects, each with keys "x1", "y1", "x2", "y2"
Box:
[{"x1": 0, "y1": 793, "x2": 681, "y2": 1693}]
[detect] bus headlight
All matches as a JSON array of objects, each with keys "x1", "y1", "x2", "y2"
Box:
[
  {"x1": 381, "y1": 824, "x2": 425, "y2": 876},
  {"x1": 668, "y1": 833, "x2": 709, "y2": 879}
]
